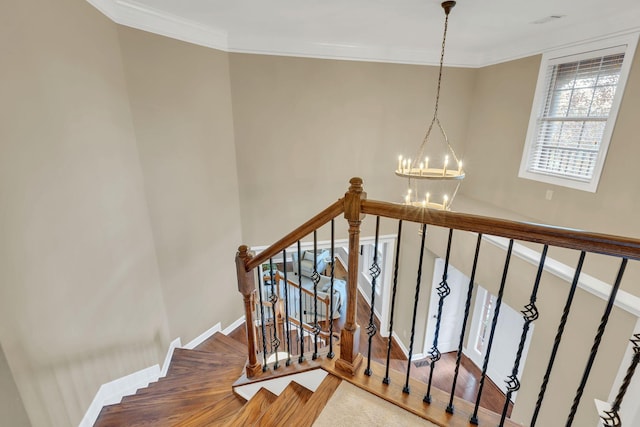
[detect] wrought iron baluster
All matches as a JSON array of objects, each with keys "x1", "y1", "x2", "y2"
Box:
[
  {"x1": 424, "y1": 228, "x2": 454, "y2": 403},
  {"x1": 601, "y1": 333, "x2": 640, "y2": 427},
  {"x1": 365, "y1": 216, "x2": 381, "y2": 376},
  {"x1": 282, "y1": 249, "x2": 292, "y2": 366},
  {"x1": 312, "y1": 231, "x2": 321, "y2": 360},
  {"x1": 257, "y1": 265, "x2": 269, "y2": 372},
  {"x1": 565, "y1": 258, "x2": 628, "y2": 427},
  {"x1": 328, "y1": 219, "x2": 336, "y2": 359},
  {"x1": 403, "y1": 223, "x2": 428, "y2": 394},
  {"x1": 447, "y1": 233, "x2": 482, "y2": 414},
  {"x1": 268, "y1": 258, "x2": 280, "y2": 369},
  {"x1": 297, "y1": 240, "x2": 305, "y2": 363},
  {"x1": 470, "y1": 239, "x2": 514, "y2": 425},
  {"x1": 530, "y1": 251, "x2": 586, "y2": 427},
  {"x1": 499, "y1": 245, "x2": 549, "y2": 426},
  {"x1": 384, "y1": 220, "x2": 403, "y2": 385}
]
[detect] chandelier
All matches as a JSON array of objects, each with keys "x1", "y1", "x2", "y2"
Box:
[{"x1": 395, "y1": 1, "x2": 464, "y2": 210}]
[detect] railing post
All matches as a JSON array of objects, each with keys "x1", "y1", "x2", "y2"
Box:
[
  {"x1": 335, "y1": 177, "x2": 366, "y2": 375},
  {"x1": 235, "y1": 245, "x2": 262, "y2": 378}
]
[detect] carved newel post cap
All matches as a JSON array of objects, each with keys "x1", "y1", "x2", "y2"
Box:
[
  {"x1": 349, "y1": 177, "x2": 364, "y2": 193},
  {"x1": 237, "y1": 245, "x2": 250, "y2": 258}
]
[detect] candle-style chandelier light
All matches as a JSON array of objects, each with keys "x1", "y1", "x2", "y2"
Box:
[{"x1": 396, "y1": 1, "x2": 464, "y2": 210}]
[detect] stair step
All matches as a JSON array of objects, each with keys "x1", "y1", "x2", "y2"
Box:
[
  {"x1": 94, "y1": 334, "x2": 248, "y2": 427},
  {"x1": 196, "y1": 331, "x2": 248, "y2": 355},
  {"x1": 255, "y1": 382, "x2": 313, "y2": 426},
  {"x1": 167, "y1": 347, "x2": 244, "y2": 374},
  {"x1": 292, "y1": 374, "x2": 342, "y2": 427},
  {"x1": 169, "y1": 393, "x2": 245, "y2": 427},
  {"x1": 118, "y1": 384, "x2": 231, "y2": 406},
  {"x1": 224, "y1": 387, "x2": 278, "y2": 427}
]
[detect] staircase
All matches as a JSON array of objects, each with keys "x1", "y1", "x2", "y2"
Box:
[{"x1": 93, "y1": 332, "x2": 341, "y2": 426}]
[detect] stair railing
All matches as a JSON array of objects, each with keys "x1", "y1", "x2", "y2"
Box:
[
  {"x1": 236, "y1": 177, "x2": 640, "y2": 426},
  {"x1": 236, "y1": 197, "x2": 345, "y2": 377}
]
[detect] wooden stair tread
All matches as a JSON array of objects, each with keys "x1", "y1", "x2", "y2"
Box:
[
  {"x1": 223, "y1": 387, "x2": 278, "y2": 427},
  {"x1": 94, "y1": 332, "x2": 248, "y2": 427},
  {"x1": 255, "y1": 382, "x2": 313, "y2": 427},
  {"x1": 196, "y1": 331, "x2": 247, "y2": 355},
  {"x1": 292, "y1": 373, "x2": 342, "y2": 427},
  {"x1": 117, "y1": 386, "x2": 232, "y2": 407},
  {"x1": 169, "y1": 393, "x2": 245, "y2": 427}
]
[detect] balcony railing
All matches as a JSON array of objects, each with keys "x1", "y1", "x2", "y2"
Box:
[{"x1": 235, "y1": 177, "x2": 640, "y2": 427}]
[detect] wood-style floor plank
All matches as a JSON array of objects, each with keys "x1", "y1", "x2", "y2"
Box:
[
  {"x1": 255, "y1": 382, "x2": 313, "y2": 427},
  {"x1": 94, "y1": 333, "x2": 246, "y2": 427}
]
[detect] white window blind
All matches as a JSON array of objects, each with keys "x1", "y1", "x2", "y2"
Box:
[
  {"x1": 528, "y1": 51, "x2": 623, "y2": 180},
  {"x1": 519, "y1": 35, "x2": 637, "y2": 192}
]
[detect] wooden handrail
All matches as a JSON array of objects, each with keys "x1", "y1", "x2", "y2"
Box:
[
  {"x1": 362, "y1": 199, "x2": 640, "y2": 260},
  {"x1": 245, "y1": 199, "x2": 345, "y2": 271},
  {"x1": 279, "y1": 275, "x2": 331, "y2": 302}
]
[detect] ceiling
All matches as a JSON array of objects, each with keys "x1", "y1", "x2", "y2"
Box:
[{"x1": 88, "y1": 0, "x2": 640, "y2": 67}]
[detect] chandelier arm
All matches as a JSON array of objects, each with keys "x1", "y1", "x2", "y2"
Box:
[
  {"x1": 436, "y1": 118, "x2": 460, "y2": 165},
  {"x1": 414, "y1": 117, "x2": 438, "y2": 167}
]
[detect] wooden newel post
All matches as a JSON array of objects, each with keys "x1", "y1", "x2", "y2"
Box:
[
  {"x1": 336, "y1": 177, "x2": 366, "y2": 375},
  {"x1": 235, "y1": 245, "x2": 262, "y2": 378}
]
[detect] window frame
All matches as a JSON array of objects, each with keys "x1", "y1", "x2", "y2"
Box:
[{"x1": 519, "y1": 34, "x2": 638, "y2": 192}]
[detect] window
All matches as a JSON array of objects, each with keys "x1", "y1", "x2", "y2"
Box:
[
  {"x1": 519, "y1": 35, "x2": 638, "y2": 192},
  {"x1": 474, "y1": 290, "x2": 494, "y2": 354}
]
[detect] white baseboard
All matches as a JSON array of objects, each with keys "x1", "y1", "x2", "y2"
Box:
[
  {"x1": 161, "y1": 338, "x2": 182, "y2": 377},
  {"x1": 391, "y1": 331, "x2": 425, "y2": 361},
  {"x1": 234, "y1": 369, "x2": 327, "y2": 401},
  {"x1": 184, "y1": 322, "x2": 222, "y2": 350},
  {"x1": 79, "y1": 364, "x2": 161, "y2": 427},
  {"x1": 223, "y1": 315, "x2": 246, "y2": 335}
]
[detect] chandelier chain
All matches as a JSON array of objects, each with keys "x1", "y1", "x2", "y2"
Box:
[{"x1": 413, "y1": 7, "x2": 458, "y2": 168}]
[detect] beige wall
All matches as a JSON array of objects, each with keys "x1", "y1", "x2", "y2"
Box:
[
  {"x1": 229, "y1": 53, "x2": 477, "y2": 244},
  {"x1": 117, "y1": 27, "x2": 243, "y2": 341},
  {"x1": 0, "y1": 1, "x2": 172, "y2": 425},
  {"x1": 460, "y1": 48, "x2": 640, "y2": 290}
]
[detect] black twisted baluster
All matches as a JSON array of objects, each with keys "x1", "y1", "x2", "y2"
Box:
[
  {"x1": 403, "y1": 223, "x2": 428, "y2": 394},
  {"x1": 268, "y1": 258, "x2": 280, "y2": 369},
  {"x1": 531, "y1": 251, "x2": 586, "y2": 427},
  {"x1": 282, "y1": 250, "x2": 292, "y2": 367},
  {"x1": 328, "y1": 219, "x2": 336, "y2": 359},
  {"x1": 565, "y1": 258, "x2": 628, "y2": 427},
  {"x1": 257, "y1": 264, "x2": 269, "y2": 372},
  {"x1": 424, "y1": 229, "x2": 454, "y2": 403},
  {"x1": 470, "y1": 239, "x2": 514, "y2": 425},
  {"x1": 311, "y1": 231, "x2": 321, "y2": 360},
  {"x1": 601, "y1": 333, "x2": 640, "y2": 427},
  {"x1": 297, "y1": 240, "x2": 305, "y2": 363},
  {"x1": 447, "y1": 233, "x2": 482, "y2": 414},
  {"x1": 383, "y1": 220, "x2": 403, "y2": 385},
  {"x1": 365, "y1": 216, "x2": 381, "y2": 376},
  {"x1": 499, "y1": 245, "x2": 549, "y2": 426}
]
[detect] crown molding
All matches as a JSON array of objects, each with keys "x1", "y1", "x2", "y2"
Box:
[
  {"x1": 88, "y1": 0, "x2": 640, "y2": 69},
  {"x1": 87, "y1": 0, "x2": 227, "y2": 50},
  {"x1": 226, "y1": 34, "x2": 483, "y2": 68}
]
